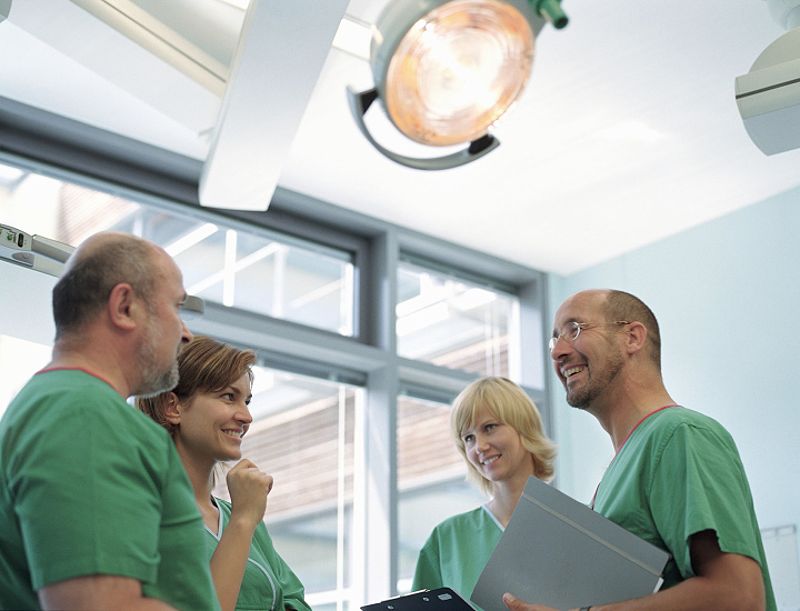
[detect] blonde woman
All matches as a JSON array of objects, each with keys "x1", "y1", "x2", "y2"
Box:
[
  {"x1": 412, "y1": 377, "x2": 556, "y2": 604},
  {"x1": 138, "y1": 336, "x2": 309, "y2": 611}
]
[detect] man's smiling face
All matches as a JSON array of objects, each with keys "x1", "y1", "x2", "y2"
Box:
[{"x1": 550, "y1": 291, "x2": 625, "y2": 409}]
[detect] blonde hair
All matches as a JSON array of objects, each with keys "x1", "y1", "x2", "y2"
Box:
[{"x1": 451, "y1": 377, "x2": 556, "y2": 495}]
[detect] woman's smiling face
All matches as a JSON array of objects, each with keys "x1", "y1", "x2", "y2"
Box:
[
  {"x1": 174, "y1": 372, "x2": 254, "y2": 463},
  {"x1": 461, "y1": 404, "x2": 533, "y2": 485}
]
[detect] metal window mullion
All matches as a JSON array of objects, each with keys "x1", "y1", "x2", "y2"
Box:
[
  {"x1": 271, "y1": 246, "x2": 287, "y2": 318},
  {"x1": 336, "y1": 385, "x2": 347, "y2": 611},
  {"x1": 361, "y1": 364, "x2": 398, "y2": 603},
  {"x1": 356, "y1": 227, "x2": 398, "y2": 604}
]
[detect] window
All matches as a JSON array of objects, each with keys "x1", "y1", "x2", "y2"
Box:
[
  {"x1": 0, "y1": 164, "x2": 356, "y2": 336},
  {"x1": 394, "y1": 394, "x2": 484, "y2": 592},
  {"x1": 396, "y1": 261, "x2": 520, "y2": 378}
]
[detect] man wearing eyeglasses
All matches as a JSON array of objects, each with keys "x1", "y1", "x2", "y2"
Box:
[{"x1": 503, "y1": 289, "x2": 775, "y2": 611}]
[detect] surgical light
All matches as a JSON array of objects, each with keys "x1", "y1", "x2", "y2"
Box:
[{"x1": 348, "y1": 0, "x2": 568, "y2": 170}]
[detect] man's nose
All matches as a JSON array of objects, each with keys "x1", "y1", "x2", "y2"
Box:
[
  {"x1": 550, "y1": 334, "x2": 571, "y2": 362},
  {"x1": 180, "y1": 320, "x2": 193, "y2": 344}
]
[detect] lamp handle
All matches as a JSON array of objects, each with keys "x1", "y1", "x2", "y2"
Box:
[
  {"x1": 535, "y1": 0, "x2": 569, "y2": 29},
  {"x1": 346, "y1": 87, "x2": 500, "y2": 171}
]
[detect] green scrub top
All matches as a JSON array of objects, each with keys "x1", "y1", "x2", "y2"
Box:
[
  {"x1": 412, "y1": 505, "x2": 503, "y2": 609},
  {"x1": 0, "y1": 369, "x2": 219, "y2": 610},
  {"x1": 207, "y1": 497, "x2": 311, "y2": 611},
  {"x1": 594, "y1": 406, "x2": 776, "y2": 610}
]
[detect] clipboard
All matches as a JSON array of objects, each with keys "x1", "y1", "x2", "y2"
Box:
[
  {"x1": 471, "y1": 477, "x2": 670, "y2": 611},
  {"x1": 361, "y1": 587, "x2": 475, "y2": 610}
]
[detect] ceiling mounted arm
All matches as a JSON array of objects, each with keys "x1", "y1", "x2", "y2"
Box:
[{"x1": 200, "y1": 0, "x2": 350, "y2": 210}]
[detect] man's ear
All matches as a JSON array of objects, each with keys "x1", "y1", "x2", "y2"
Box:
[
  {"x1": 623, "y1": 321, "x2": 648, "y2": 356},
  {"x1": 164, "y1": 392, "x2": 182, "y2": 426},
  {"x1": 107, "y1": 282, "x2": 139, "y2": 331}
]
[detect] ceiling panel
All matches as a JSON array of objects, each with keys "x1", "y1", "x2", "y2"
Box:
[{"x1": 1, "y1": 0, "x2": 797, "y2": 274}]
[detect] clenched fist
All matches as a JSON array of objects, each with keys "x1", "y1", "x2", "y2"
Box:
[{"x1": 226, "y1": 458, "x2": 274, "y2": 528}]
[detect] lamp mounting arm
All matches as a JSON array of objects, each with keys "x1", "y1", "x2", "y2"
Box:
[{"x1": 347, "y1": 87, "x2": 500, "y2": 171}]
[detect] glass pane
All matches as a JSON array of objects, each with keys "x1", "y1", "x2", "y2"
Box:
[
  {"x1": 396, "y1": 262, "x2": 518, "y2": 377},
  {"x1": 395, "y1": 395, "x2": 485, "y2": 593},
  {"x1": 0, "y1": 162, "x2": 355, "y2": 336},
  {"x1": 212, "y1": 367, "x2": 360, "y2": 608}
]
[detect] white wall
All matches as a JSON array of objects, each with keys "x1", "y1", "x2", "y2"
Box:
[
  {"x1": 0, "y1": 263, "x2": 56, "y2": 417},
  {"x1": 0, "y1": 262, "x2": 56, "y2": 345},
  {"x1": 547, "y1": 187, "x2": 800, "y2": 536}
]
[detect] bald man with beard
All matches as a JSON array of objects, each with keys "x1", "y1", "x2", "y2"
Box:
[
  {"x1": 503, "y1": 289, "x2": 775, "y2": 611},
  {"x1": 0, "y1": 232, "x2": 220, "y2": 610}
]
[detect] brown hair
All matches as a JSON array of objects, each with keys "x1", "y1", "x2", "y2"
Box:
[
  {"x1": 604, "y1": 290, "x2": 661, "y2": 368},
  {"x1": 451, "y1": 377, "x2": 556, "y2": 495},
  {"x1": 137, "y1": 336, "x2": 256, "y2": 434}
]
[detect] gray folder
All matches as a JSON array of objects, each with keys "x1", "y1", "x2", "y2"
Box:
[{"x1": 471, "y1": 477, "x2": 670, "y2": 611}]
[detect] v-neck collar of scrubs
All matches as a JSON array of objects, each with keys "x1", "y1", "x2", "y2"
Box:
[
  {"x1": 481, "y1": 503, "x2": 505, "y2": 531},
  {"x1": 206, "y1": 497, "x2": 222, "y2": 539},
  {"x1": 204, "y1": 497, "x2": 280, "y2": 611}
]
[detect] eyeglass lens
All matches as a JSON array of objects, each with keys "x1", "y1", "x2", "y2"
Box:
[{"x1": 549, "y1": 321, "x2": 581, "y2": 351}]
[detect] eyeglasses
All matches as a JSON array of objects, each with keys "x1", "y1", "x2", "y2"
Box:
[
  {"x1": 179, "y1": 294, "x2": 205, "y2": 321},
  {"x1": 548, "y1": 320, "x2": 630, "y2": 353}
]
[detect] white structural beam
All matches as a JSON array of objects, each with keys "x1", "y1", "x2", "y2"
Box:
[
  {"x1": 1, "y1": 0, "x2": 220, "y2": 135},
  {"x1": 199, "y1": 0, "x2": 350, "y2": 211}
]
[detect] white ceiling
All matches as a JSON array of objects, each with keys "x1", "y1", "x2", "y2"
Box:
[{"x1": 1, "y1": 0, "x2": 798, "y2": 275}]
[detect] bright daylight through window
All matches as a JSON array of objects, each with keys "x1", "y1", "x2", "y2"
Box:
[
  {"x1": 396, "y1": 261, "x2": 520, "y2": 378},
  {"x1": 395, "y1": 394, "x2": 484, "y2": 592},
  {"x1": 0, "y1": 163, "x2": 355, "y2": 336}
]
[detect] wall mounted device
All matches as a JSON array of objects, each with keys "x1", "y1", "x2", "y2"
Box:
[
  {"x1": 0, "y1": 223, "x2": 73, "y2": 277},
  {"x1": 735, "y1": 0, "x2": 800, "y2": 155},
  {"x1": 0, "y1": 223, "x2": 204, "y2": 318},
  {"x1": 348, "y1": 0, "x2": 568, "y2": 170}
]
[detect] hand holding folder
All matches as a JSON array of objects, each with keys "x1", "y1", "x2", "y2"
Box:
[
  {"x1": 471, "y1": 477, "x2": 669, "y2": 611},
  {"x1": 361, "y1": 477, "x2": 669, "y2": 611}
]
